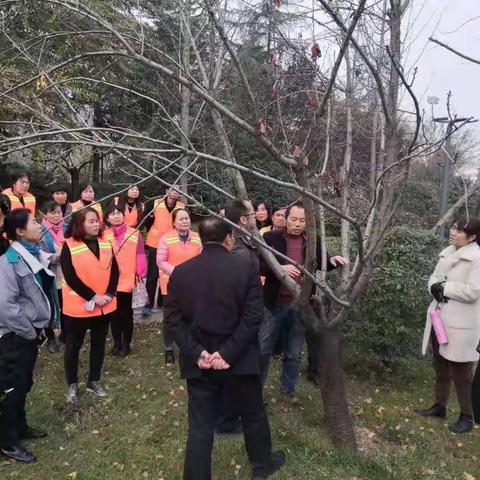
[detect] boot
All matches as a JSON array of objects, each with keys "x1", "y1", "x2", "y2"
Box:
[
  {"x1": 111, "y1": 343, "x2": 122, "y2": 356},
  {"x1": 415, "y1": 404, "x2": 447, "y2": 419},
  {"x1": 165, "y1": 349, "x2": 175, "y2": 366},
  {"x1": 449, "y1": 412, "x2": 474, "y2": 433},
  {"x1": 46, "y1": 338, "x2": 59, "y2": 354},
  {"x1": 120, "y1": 344, "x2": 131, "y2": 358},
  {"x1": 252, "y1": 451, "x2": 286, "y2": 480}
]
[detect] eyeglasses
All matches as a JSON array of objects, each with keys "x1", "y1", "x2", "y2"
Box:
[{"x1": 244, "y1": 212, "x2": 256, "y2": 217}]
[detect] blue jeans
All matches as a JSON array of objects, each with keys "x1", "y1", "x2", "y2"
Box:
[{"x1": 260, "y1": 303, "x2": 305, "y2": 394}]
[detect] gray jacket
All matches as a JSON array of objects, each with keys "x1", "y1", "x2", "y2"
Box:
[{"x1": 0, "y1": 242, "x2": 55, "y2": 340}]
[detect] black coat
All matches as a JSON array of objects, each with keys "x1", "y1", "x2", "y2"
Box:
[
  {"x1": 259, "y1": 230, "x2": 335, "y2": 310},
  {"x1": 164, "y1": 243, "x2": 264, "y2": 379}
]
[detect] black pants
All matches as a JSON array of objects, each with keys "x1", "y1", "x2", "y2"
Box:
[
  {"x1": 432, "y1": 334, "x2": 473, "y2": 415},
  {"x1": 45, "y1": 288, "x2": 64, "y2": 342},
  {"x1": 184, "y1": 374, "x2": 272, "y2": 480},
  {"x1": 145, "y1": 246, "x2": 163, "y2": 309},
  {"x1": 162, "y1": 295, "x2": 175, "y2": 350},
  {"x1": 472, "y1": 362, "x2": 480, "y2": 423},
  {"x1": 111, "y1": 292, "x2": 133, "y2": 349},
  {"x1": 64, "y1": 313, "x2": 112, "y2": 385},
  {"x1": 0, "y1": 334, "x2": 38, "y2": 448}
]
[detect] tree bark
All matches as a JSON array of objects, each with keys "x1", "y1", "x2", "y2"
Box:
[
  {"x1": 317, "y1": 325, "x2": 357, "y2": 449},
  {"x1": 179, "y1": 0, "x2": 192, "y2": 194}
]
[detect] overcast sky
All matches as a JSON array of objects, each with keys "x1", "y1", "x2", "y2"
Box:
[{"x1": 405, "y1": 0, "x2": 479, "y2": 134}]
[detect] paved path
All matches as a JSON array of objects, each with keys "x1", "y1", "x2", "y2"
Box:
[{"x1": 133, "y1": 309, "x2": 163, "y2": 325}]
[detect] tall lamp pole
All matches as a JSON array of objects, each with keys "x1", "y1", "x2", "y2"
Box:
[{"x1": 434, "y1": 116, "x2": 473, "y2": 239}]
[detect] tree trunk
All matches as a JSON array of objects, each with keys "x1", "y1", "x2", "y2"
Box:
[
  {"x1": 339, "y1": 47, "x2": 353, "y2": 289},
  {"x1": 317, "y1": 325, "x2": 357, "y2": 450},
  {"x1": 69, "y1": 168, "x2": 80, "y2": 199},
  {"x1": 210, "y1": 108, "x2": 248, "y2": 198},
  {"x1": 179, "y1": 0, "x2": 192, "y2": 194},
  {"x1": 92, "y1": 102, "x2": 103, "y2": 183}
]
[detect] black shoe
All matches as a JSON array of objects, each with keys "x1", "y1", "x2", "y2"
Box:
[
  {"x1": 306, "y1": 372, "x2": 320, "y2": 386},
  {"x1": 449, "y1": 412, "x2": 474, "y2": 434},
  {"x1": 165, "y1": 349, "x2": 175, "y2": 365},
  {"x1": 20, "y1": 427, "x2": 48, "y2": 440},
  {"x1": 111, "y1": 344, "x2": 122, "y2": 356},
  {"x1": 415, "y1": 404, "x2": 447, "y2": 419},
  {"x1": 1, "y1": 444, "x2": 36, "y2": 463},
  {"x1": 252, "y1": 450, "x2": 286, "y2": 479},
  {"x1": 119, "y1": 345, "x2": 131, "y2": 358},
  {"x1": 46, "y1": 339, "x2": 59, "y2": 354}
]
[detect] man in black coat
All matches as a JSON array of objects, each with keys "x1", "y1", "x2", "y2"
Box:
[
  {"x1": 259, "y1": 202, "x2": 349, "y2": 398},
  {"x1": 164, "y1": 216, "x2": 285, "y2": 480}
]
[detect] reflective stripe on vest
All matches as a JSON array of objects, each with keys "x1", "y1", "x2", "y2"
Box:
[
  {"x1": 145, "y1": 200, "x2": 185, "y2": 248},
  {"x1": 114, "y1": 197, "x2": 141, "y2": 228},
  {"x1": 62, "y1": 237, "x2": 117, "y2": 318},
  {"x1": 71, "y1": 200, "x2": 103, "y2": 224},
  {"x1": 159, "y1": 230, "x2": 201, "y2": 295},
  {"x1": 2, "y1": 188, "x2": 36, "y2": 214},
  {"x1": 104, "y1": 227, "x2": 138, "y2": 293}
]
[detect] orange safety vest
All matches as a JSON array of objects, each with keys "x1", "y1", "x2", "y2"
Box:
[
  {"x1": 2, "y1": 188, "x2": 36, "y2": 214},
  {"x1": 146, "y1": 199, "x2": 185, "y2": 248},
  {"x1": 62, "y1": 237, "x2": 117, "y2": 318},
  {"x1": 114, "y1": 196, "x2": 142, "y2": 228},
  {"x1": 70, "y1": 199, "x2": 103, "y2": 224},
  {"x1": 104, "y1": 226, "x2": 139, "y2": 293},
  {"x1": 159, "y1": 230, "x2": 202, "y2": 295}
]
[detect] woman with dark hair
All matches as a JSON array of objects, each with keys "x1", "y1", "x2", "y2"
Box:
[
  {"x1": 2, "y1": 173, "x2": 36, "y2": 214},
  {"x1": 0, "y1": 194, "x2": 11, "y2": 256},
  {"x1": 0, "y1": 208, "x2": 58, "y2": 463},
  {"x1": 416, "y1": 217, "x2": 480, "y2": 434},
  {"x1": 104, "y1": 202, "x2": 146, "y2": 357},
  {"x1": 39, "y1": 200, "x2": 68, "y2": 352},
  {"x1": 157, "y1": 208, "x2": 202, "y2": 365},
  {"x1": 50, "y1": 183, "x2": 72, "y2": 221},
  {"x1": 60, "y1": 208, "x2": 119, "y2": 404},
  {"x1": 70, "y1": 183, "x2": 103, "y2": 224},
  {"x1": 114, "y1": 185, "x2": 145, "y2": 228},
  {"x1": 255, "y1": 201, "x2": 272, "y2": 230}
]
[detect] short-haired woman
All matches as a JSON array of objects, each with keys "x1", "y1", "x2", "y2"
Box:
[
  {"x1": 0, "y1": 209, "x2": 58, "y2": 463},
  {"x1": 2, "y1": 173, "x2": 36, "y2": 214},
  {"x1": 70, "y1": 184, "x2": 103, "y2": 224},
  {"x1": 60, "y1": 208, "x2": 119, "y2": 404},
  {"x1": 39, "y1": 200, "x2": 67, "y2": 352},
  {"x1": 417, "y1": 217, "x2": 480, "y2": 433},
  {"x1": 157, "y1": 208, "x2": 202, "y2": 364}
]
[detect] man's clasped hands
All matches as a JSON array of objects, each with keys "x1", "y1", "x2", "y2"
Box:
[{"x1": 197, "y1": 350, "x2": 230, "y2": 370}]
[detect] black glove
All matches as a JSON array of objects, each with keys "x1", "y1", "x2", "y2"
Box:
[{"x1": 430, "y1": 282, "x2": 445, "y2": 303}]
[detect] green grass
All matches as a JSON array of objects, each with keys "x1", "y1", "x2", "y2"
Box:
[{"x1": 1, "y1": 322, "x2": 480, "y2": 479}]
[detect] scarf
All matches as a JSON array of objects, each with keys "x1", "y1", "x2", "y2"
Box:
[
  {"x1": 42, "y1": 218, "x2": 65, "y2": 246},
  {"x1": 113, "y1": 223, "x2": 128, "y2": 247},
  {"x1": 19, "y1": 240, "x2": 42, "y2": 258}
]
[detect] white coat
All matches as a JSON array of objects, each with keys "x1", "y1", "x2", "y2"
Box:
[{"x1": 422, "y1": 242, "x2": 480, "y2": 363}]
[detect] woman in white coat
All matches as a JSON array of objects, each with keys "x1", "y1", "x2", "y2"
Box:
[{"x1": 416, "y1": 217, "x2": 480, "y2": 433}]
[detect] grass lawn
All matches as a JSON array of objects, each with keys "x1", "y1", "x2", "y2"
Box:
[{"x1": 1, "y1": 320, "x2": 479, "y2": 479}]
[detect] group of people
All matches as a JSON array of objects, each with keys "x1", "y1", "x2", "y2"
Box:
[{"x1": 1, "y1": 171, "x2": 480, "y2": 478}]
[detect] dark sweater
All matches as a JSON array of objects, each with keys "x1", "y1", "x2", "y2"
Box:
[
  {"x1": 260, "y1": 230, "x2": 336, "y2": 309},
  {"x1": 60, "y1": 237, "x2": 119, "y2": 301}
]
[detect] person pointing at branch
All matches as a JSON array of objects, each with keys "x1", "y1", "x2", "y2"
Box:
[{"x1": 260, "y1": 202, "x2": 349, "y2": 403}]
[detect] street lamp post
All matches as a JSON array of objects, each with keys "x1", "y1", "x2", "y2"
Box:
[{"x1": 434, "y1": 116, "x2": 472, "y2": 239}]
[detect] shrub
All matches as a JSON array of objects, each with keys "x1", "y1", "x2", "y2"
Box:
[{"x1": 344, "y1": 226, "x2": 441, "y2": 382}]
